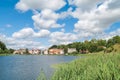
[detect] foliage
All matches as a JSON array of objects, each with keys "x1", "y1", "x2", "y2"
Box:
[
  {"x1": 37, "y1": 69, "x2": 47, "y2": 80},
  {"x1": 64, "y1": 46, "x2": 68, "y2": 53},
  {"x1": 24, "y1": 48, "x2": 29, "y2": 54},
  {"x1": 0, "y1": 41, "x2": 7, "y2": 50},
  {"x1": 49, "y1": 45, "x2": 58, "y2": 49},
  {"x1": 8, "y1": 48, "x2": 14, "y2": 53},
  {"x1": 51, "y1": 53, "x2": 120, "y2": 80},
  {"x1": 0, "y1": 41, "x2": 14, "y2": 54},
  {"x1": 50, "y1": 35, "x2": 120, "y2": 54}
]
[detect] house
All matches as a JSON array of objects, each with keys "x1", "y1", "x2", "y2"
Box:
[
  {"x1": 49, "y1": 49, "x2": 64, "y2": 55},
  {"x1": 28, "y1": 49, "x2": 41, "y2": 54},
  {"x1": 13, "y1": 49, "x2": 26, "y2": 54},
  {"x1": 80, "y1": 49, "x2": 89, "y2": 54},
  {"x1": 28, "y1": 50, "x2": 33, "y2": 54},
  {"x1": 43, "y1": 49, "x2": 48, "y2": 55},
  {"x1": 68, "y1": 48, "x2": 76, "y2": 53}
]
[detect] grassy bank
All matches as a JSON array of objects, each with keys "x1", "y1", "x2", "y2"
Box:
[
  {"x1": 0, "y1": 54, "x2": 12, "y2": 56},
  {"x1": 51, "y1": 53, "x2": 120, "y2": 80}
]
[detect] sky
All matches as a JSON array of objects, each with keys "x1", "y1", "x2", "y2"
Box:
[{"x1": 0, "y1": 0, "x2": 120, "y2": 49}]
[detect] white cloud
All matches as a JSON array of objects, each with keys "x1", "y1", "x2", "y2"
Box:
[
  {"x1": 101, "y1": 29, "x2": 120, "y2": 40},
  {"x1": 72, "y1": 0, "x2": 120, "y2": 35},
  {"x1": 12, "y1": 27, "x2": 50, "y2": 39},
  {"x1": 7, "y1": 39, "x2": 43, "y2": 49},
  {"x1": 12, "y1": 28, "x2": 34, "y2": 39},
  {"x1": 34, "y1": 29, "x2": 50, "y2": 38},
  {"x1": 15, "y1": 0, "x2": 66, "y2": 12},
  {"x1": 12, "y1": 0, "x2": 120, "y2": 49},
  {"x1": 49, "y1": 31, "x2": 77, "y2": 45},
  {"x1": 0, "y1": 34, "x2": 46, "y2": 49},
  {"x1": 68, "y1": 0, "x2": 104, "y2": 11},
  {"x1": 32, "y1": 9, "x2": 65, "y2": 29}
]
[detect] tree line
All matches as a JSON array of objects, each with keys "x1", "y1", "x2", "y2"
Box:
[
  {"x1": 1, "y1": 35, "x2": 120, "y2": 54},
  {"x1": 49, "y1": 35, "x2": 120, "y2": 54},
  {"x1": 0, "y1": 41, "x2": 14, "y2": 54}
]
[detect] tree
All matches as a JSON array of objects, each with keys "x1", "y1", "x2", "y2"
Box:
[
  {"x1": 88, "y1": 40, "x2": 98, "y2": 53},
  {"x1": 97, "y1": 39, "x2": 106, "y2": 46},
  {"x1": 64, "y1": 46, "x2": 68, "y2": 53},
  {"x1": 76, "y1": 42, "x2": 82, "y2": 52},
  {"x1": 9, "y1": 49, "x2": 14, "y2": 53},
  {"x1": 0, "y1": 41, "x2": 7, "y2": 50},
  {"x1": 25, "y1": 48, "x2": 29, "y2": 54},
  {"x1": 112, "y1": 35, "x2": 120, "y2": 44},
  {"x1": 49, "y1": 45, "x2": 58, "y2": 49},
  {"x1": 106, "y1": 39, "x2": 114, "y2": 48},
  {"x1": 0, "y1": 41, "x2": 7, "y2": 54}
]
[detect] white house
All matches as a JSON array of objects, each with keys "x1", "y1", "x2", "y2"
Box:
[
  {"x1": 68, "y1": 48, "x2": 77, "y2": 53},
  {"x1": 28, "y1": 49, "x2": 40, "y2": 54},
  {"x1": 43, "y1": 49, "x2": 48, "y2": 55}
]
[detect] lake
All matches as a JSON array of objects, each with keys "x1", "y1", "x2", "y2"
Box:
[{"x1": 0, "y1": 55, "x2": 78, "y2": 80}]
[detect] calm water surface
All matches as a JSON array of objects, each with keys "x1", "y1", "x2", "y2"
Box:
[{"x1": 0, "y1": 55, "x2": 78, "y2": 80}]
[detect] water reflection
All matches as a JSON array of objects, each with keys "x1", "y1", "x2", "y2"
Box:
[{"x1": 0, "y1": 55, "x2": 77, "y2": 80}]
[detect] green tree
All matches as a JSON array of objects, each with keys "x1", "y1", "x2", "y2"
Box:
[
  {"x1": 49, "y1": 45, "x2": 58, "y2": 49},
  {"x1": 88, "y1": 40, "x2": 98, "y2": 53},
  {"x1": 0, "y1": 41, "x2": 8, "y2": 54},
  {"x1": 64, "y1": 46, "x2": 68, "y2": 53},
  {"x1": 112, "y1": 35, "x2": 120, "y2": 44},
  {"x1": 97, "y1": 39, "x2": 106, "y2": 46},
  {"x1": 0, "y1": 41, "x2": 7, "y2": 50},
  {"x1": 9, "y1": 49, "x2": 14, "y2": 53},
  {"x1": 106, "y1": 39, "x2": 114, "y2": 48},
  {"x1": 25, "y1": 48, "x2": 29, "y2": 54}
]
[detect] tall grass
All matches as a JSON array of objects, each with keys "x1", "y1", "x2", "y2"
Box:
[
  {"x1": 51, "y1": 53, "x2": 120, "y2": 80},
  {"x1": 37, "y1": 69, "x2": 47, "y2": 80}
]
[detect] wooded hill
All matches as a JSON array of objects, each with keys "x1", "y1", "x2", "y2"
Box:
[{"x1": 50, "y1": 35, "x2": 120, "y2": 54}]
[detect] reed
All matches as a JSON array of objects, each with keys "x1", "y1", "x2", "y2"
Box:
[{"x1": 51, "y1": 53, "x2": 120, "y2": 80}]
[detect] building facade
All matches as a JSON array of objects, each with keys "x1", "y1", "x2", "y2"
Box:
[{"x1": 49, "y1": 49, "x2": 64, "y2": 55}]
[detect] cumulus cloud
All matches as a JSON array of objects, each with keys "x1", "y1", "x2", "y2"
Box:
[
  {"x1": 15, "y1": 0, "x2": 66, "y2": 12},
  {"x1": 34, "y1": 29, "x2": 50, "y2": 38},
  {"x1": 32, "y1": 9, "x2": 65, "y2": 29},
  {"x1": 12, "y1": 28, "x2": 34, "y2": 38},
  {"x1": 49, "y1": 31, "x2": 77, "y2": 45},
  {"x1": 12, "y1": 27, "x2": 50, "y2": 39},
  {"x1": 8, "y1": 39, "x2": 44, "y2": 49},
  {"x1": 100, "y1": 28, "x2": 120, "y2": 40},
  {"x1": 0, "y1": 34, "x2": 46, "y2": 49},
  {"x1": 68, "y1": 0, "x2": 104, "y2": 11},
  {"x1": 72, "y1": 0, "x2": 120, "y2": 35},
  {"x1": 8, "y1": 0, "x2": 120, "y2": 49}
]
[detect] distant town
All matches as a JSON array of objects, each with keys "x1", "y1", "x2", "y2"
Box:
[
  {"x1": 12, "y1": 35, "x2": 120, "y2": 55},
  {"x1": 13, "y1": 48, "x2": 77, "y2": 55}
]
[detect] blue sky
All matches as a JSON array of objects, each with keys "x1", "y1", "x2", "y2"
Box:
[{"x1": 0, "y1": 0, "x2": 120, "y2": 49}]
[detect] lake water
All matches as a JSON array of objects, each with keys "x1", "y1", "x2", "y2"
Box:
[{"x1": 0, "y1": 55, "x2": 78, "y2": 80}]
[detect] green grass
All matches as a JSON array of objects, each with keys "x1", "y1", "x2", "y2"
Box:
[
  {"x1": 51, "y1": 53, "x2": 120, "y2": 80},
  {"x1": 0, "y1": 54, "x2": 11, "y2": 56},
  {"x1": 37, "y1": 69, "x2": 47, "y2": 80}
]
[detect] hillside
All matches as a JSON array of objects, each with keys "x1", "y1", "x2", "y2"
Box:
[{"x1": 113, "y1": 44, "x2": 120, "y2": 53}]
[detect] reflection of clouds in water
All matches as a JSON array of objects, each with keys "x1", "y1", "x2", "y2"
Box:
[
  {"x1": 0, "y1": 55, "x2": 77, "y2": 80},
  {"x1": 37, "y1": 55, "x2": 77, "y2": 79}
]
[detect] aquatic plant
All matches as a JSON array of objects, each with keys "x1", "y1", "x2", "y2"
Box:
[{"x1": 51, "y1": 53, "x2": 120, "y2": 80}]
